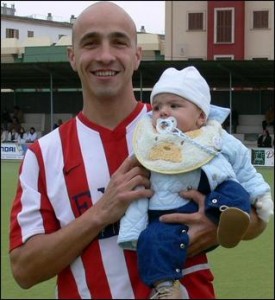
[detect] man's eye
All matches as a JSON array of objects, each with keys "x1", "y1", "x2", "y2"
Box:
[
  {"x1": 114, "y1": 39, "x2": 128, "y2": 47},
  {"x1": 83, "y1": 40, "x2": 98, "y2": 48}
]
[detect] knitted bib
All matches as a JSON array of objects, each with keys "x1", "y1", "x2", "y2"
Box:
[{"x1": 133, "y1": 114, "x2": 222, "y2": 174}]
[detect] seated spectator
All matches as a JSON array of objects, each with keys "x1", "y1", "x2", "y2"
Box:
[
  {"x1": 7, "y1": 128, "x2": 19, "y2": 142},
  {"x1": 17, "y1": 126, "x2": 27, "y2": 144},
  {"x1": 1, "y1": 127, "x2": 8, "y2": 142},
  {"x1": 2, "y1": 107, "x2": 12, "y2": 130},
  {"x1": 12, "y1": 105, "x2": 25, "y2": 124},
  {"x1": 25, "y1": 127, "x2": 38, "y2": 143},
  {"x1": 53, "y1": 119, "x2": 63, "y2": 129},
  {"x1": 262, "y1": 105, "x2": 274, "y2": 132},
  {"x1": 257, "y1": 129, "x2": 272, "y2": 148}
]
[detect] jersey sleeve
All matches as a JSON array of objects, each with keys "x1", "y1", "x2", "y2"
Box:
[{"x1": 9, "y1": 143, "x2": 60, "y2": 252}]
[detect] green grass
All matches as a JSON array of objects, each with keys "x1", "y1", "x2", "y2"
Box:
[
  {"x1": 1, "y1": 162, "x2": 274, "y2": 299},
  {"x1": 1, "y1": 161, "x2": 56, "y2": 299}
]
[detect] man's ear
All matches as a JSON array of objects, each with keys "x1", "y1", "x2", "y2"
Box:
[{"x1": 67, "y1": 46, "x2": 77, "y2": 72}]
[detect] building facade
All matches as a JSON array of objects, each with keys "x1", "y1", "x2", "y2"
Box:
[
  {"x1": 165, "y1": 1, "x2": 274, "y2": 60},
  {"x1": 1, "y1": 14, "x2": 74, "y2": 44},
  {"x1": 1, "y1": 3, "x2": 164, "y2": 63}
]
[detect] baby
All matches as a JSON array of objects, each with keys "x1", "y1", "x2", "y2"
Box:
[{"x1": 118, "y1": 66, "x2": 273, "y2": 299}]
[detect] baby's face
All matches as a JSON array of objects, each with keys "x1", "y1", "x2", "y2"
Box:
[{"x1": 151, "y1": 93, "x2": 205, "y2": 132}]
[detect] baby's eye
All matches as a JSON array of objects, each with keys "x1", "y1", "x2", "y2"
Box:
[
  {"x1": 170, "y1": 104, "x2": 180, "y2": 108},
  {"x1": 153, "y1": 106, "x2": 160, "y2": 111}
]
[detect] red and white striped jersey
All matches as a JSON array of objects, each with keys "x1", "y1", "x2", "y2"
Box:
[{"x1": 9, "y1": 102, "x2": 215, "y2": 299}]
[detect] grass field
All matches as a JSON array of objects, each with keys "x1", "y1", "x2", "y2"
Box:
[{"x1": 1, "y1": 161, "x2": 274, "y2": 299}]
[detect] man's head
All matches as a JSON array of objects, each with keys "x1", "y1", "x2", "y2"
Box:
[
  {"x1": 72, "y1": 2, "x2": 138, "y2": 48},
  {"x1": 67, "y1": 1, "x2": 142, "y2": 100}
]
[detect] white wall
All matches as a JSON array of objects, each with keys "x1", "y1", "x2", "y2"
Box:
[
  {"x1": 1, "y1": 18, "x2": 72, "y2": 44},
  {"x1": 165, "y1": 1, "x2": 208, "y2": 60},
  {"x1": 245, "y1": 1, "x2": 273, "y2": 59}
]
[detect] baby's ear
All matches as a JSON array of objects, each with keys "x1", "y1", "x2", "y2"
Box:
[{"x1": 198, "y1": 111, "x2": 207, "y2": 127}]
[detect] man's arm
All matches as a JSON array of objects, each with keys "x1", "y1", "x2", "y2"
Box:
[
  {"x1": 159, "y1": 189, "x2": 267, "y2": 257},
  {"x1": 10, "y1": 156, "x2": 153, "y2": 289}
]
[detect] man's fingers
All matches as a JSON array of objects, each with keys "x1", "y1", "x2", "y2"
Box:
[
  {"x1": 180, "y1": 189, "x2": 205, "y2": 206},
  {"x1": 117, "y1": 155, "x2": 140, "y2": 173},
  {"x1": 160, "y1": 212, "x2": 198, "y2": 224}
]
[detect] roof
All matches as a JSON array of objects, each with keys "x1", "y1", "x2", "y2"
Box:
[
  {"x1": 1, "y1": 14, "x2": 73, "y2": 28},
  {"x1": 1, "y1": 60, "x2": 274, "y2": 90}
]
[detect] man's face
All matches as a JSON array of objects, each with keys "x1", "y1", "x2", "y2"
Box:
[{"x1": 68, "y1": 4, "x2": 141, "y2": 100}]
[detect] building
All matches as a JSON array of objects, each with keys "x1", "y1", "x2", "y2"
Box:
[
  {"x1": 1, "y1": 3, "x2": 164, "y2": 63},
  {"x1": 165, "y1": 1, "x2": 274, "y2": 60},
  {"x1": 1, "y1": 12, "x2": 74, "y2": 44},
  {"x1": 1, "y1": 2, "x2": 274, "y2": 142}
]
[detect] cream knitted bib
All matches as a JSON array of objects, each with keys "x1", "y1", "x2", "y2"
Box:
[{"x1": 133, "y1": 114, "x2": 222, "y2": 174}]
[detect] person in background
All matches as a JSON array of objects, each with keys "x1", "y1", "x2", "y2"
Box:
[
  {"x1": 53, "y1": 118, "x2": 63, "y2": 129},
  {"x1": 9, "y1": 2, "x2": 271, "y2": 299},
  {"x1": 257, "y1": 129, "x2": 272, "y2": 148},
  {"x1": 17, "y1": 126, "x2": 27, "y2": 144},
  {"x1": 262, "y1": 105, "x2": 274, "y2": 133},
  {"x1": 7, "y1": 128, "x2": 19, "y2": 142},
  {"x1": 1, "y1": 127, "x2": 8, "y2": 142},
  {"x1": 12, "y1": 105, "x2": 25, "y2": 124},
  {"x1": 2, "y1": 107, "x2": 12, "y2": 130},
  {"x1": 25, "y1": 127, "x2": 37, "y2": 143},
  {"x1": 8, "y1": 116, "x2": 21, "y2": 133}
]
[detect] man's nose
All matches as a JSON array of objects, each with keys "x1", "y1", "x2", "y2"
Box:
[{"x1": 97, "y1": 42, "x2": 115, "y2": 64}]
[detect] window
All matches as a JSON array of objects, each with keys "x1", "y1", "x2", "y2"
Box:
[
  {"x1": 188, "y1": 12, "x2": 204, "y2": 30},
  {"x1": 28, "y1": 31, "x2": 34, "y2": 37},
  {"x1": 187, "y1": 58, "x2": 204, "y2": 61},
  {"x1": 6, "y1": 28, "x2": 19, "y2": 38},
  {"x1": 252, "y1": 57, "x2": 268, "y2": 60},
  {"x1": 214, "y1": 55, "x2": 234, "y2": 61},
  {"x1": 215, "y1": 8, "x2": 234, "y2": 43},
  {"x1": 253, "y1": 11, "x2": 268, "y2": 29}
]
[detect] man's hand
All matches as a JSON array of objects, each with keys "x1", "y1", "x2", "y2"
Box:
[
  {"x1": 243, "y1": 207, "x2": 267, "y2": 240},
  {"x1": 93, "y1": 155, "x2": 154, "y2": 226},
  {"x1": 159, "y1": 189, "x2": 218, "y2": 257}
]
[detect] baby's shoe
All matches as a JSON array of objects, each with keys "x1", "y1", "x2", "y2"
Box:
[{"x1": 218, "y1": 206, "x2": 250, "y2": 248}]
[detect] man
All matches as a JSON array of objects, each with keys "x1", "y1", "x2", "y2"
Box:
[{"x1": 9, "y1": 2, "x2": 268, "y2": 299}]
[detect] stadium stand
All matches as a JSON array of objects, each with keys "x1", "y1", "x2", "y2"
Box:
[
  {"x1": 237, "y1": 114, "x2": 264, "y2": 134},
  {"x1": 236, "y1": 114, "x2": 266, "y2": 147},
  {"x1": 21, "y1": 113, "x2": 45, "y2": 138},
  {"x1": 44, "y1": 113, "x2": 73, "y2": 133}
]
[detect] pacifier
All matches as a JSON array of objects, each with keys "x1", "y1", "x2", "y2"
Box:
[{"x1": 156, "y1": 116, "x2": 177, "y2": 134}]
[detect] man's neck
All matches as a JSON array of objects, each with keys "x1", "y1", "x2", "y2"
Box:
[{"x1": 82, "y1": 95, "x2": 138, "y2": 130}]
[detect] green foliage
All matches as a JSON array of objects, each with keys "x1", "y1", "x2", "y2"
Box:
[{"x1": 1, "y1": 162, "x2": 274, "y2": 299}]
